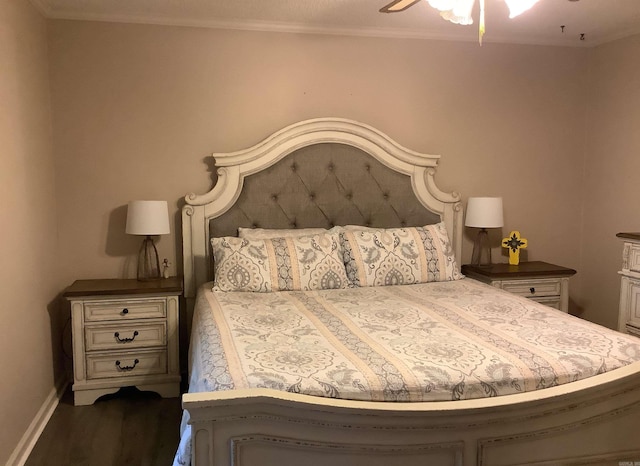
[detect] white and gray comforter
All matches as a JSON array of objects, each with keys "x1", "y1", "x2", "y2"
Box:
[{"x1": 173, "y1": 278, "x2": 640, "y2": 465}]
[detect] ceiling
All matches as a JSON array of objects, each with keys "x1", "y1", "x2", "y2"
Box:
[{"x1": 30, "y1": 0, "x2": 640, "y2": 47}]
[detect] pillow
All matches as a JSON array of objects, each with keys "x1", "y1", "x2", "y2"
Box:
[
  {"x1": 212, "y1": 233, "x2": 351, "y2": 292},
  {"x1": 340, "y1": 222, "x2": 463, "y2": 287},
  {"x1": 238, "y1": 227, "x2": 328, "y2": 240},
  {"x1": 342, "y1": 225, "x2": 377, "y2": 231}
]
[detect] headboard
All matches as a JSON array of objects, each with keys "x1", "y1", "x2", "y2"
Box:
[{"x1": 182, "y1": 118, "x2": 463, "y2": 304}]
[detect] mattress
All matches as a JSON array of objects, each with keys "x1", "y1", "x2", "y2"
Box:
[{"x1": 173, "y1": 278, "x2": 640, "y2": 465}]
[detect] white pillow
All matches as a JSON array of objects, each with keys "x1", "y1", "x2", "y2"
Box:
[
  {"x1": 238, "y1": 227, "x2": 328, "y2": 240},
  {"x1": 342, "y1": 225, "x2": 377, "y2": 231}
]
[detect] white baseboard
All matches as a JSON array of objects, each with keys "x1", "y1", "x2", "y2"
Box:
[{"x1": 5, "y1": 379, "x2": 68, "y2": 466}]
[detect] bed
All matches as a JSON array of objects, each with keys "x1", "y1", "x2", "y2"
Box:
[{"x1": 176, "y1": 118, "x2": 640, "y2": 466}]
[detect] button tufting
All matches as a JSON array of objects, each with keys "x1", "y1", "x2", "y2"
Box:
[
  {"x1": 252, "y1": 223, "x2": 259, "y2": 228},
  {"x1": 290, "y1": 163, "x2": 297, "y2": 172},
  {"x1": 328, "y1": 164, "x2": 334, "y2": 171},
  {"x1": 329, "y1": 222, "x2": 335, "y2": 227},
  {"x1": 400, "y1": 221, "x2": 407, "y2": 227},
  {"x1": 271, "y1": 195, "x2": 278, "y2": 202},
  {"x1": 346, "y1": 193, "x2": 353, "y2": 200},
  {"x1": 383, "y1": 193, "x2": 389, "y2": 200},
  {"x1": 291, "y1": 222, "x2": 297, "y2": 228},
  {"x1": 365, "y1": 164, "x2": 370, "y2": 171},
  {"x1": 309, "y1": 193, "x2": 315, "y2": 201}
]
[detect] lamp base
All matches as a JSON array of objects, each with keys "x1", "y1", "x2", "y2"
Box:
[
  {"x1": 470, "y1": 228, "x2": 492, "y2": 267},
  {"x1": 137, "y1": 235, "x2": 161, "y2": 281}
]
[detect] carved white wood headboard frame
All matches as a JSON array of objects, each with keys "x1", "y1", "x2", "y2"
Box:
[{"x1": 182, "y1": 118, "x2": 463, "y2": 302}]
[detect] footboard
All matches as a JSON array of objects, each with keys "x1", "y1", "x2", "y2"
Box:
[{"x1": 183, "y1": 361, "x2": 640, "y2": 466}]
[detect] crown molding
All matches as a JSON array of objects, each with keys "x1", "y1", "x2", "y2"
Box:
[
  {"x1": 43, "y1": 10, "x2": 601, "y2": 48},
  {"x1": 589, "y1": 25, "x2": 640, "y2": 47},
  {"x1": 35, "y1": 3, "x2": 640, "y2": 48}
]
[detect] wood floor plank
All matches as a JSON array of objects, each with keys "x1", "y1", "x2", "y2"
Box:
[
  {"x1": 25, "y1": 387, "x2": 182, "y2": 466},
  {"x1": 119, "y1": 391, "x2": 161, "y2": 466},
  {"x1": 84, "y1": 399, "x2": 123, "y2": 466},
  {"x1": 152, "y1": 399, "x2": 184, "y2": 464}
]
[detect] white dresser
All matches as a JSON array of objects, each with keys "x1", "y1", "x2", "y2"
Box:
[
  {"x1": 617, "y1": 232, "x2": 640, "y2": 337},
  {"x1": 64, "y1": 277, "x2": 182, "y2": 405}
]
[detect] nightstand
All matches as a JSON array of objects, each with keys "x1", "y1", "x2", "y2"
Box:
[
  {"x1": 64, "y1": 277, "x2": 182, "y2": 406},
  {"x1": 617, "y1": 232, "x2": 640, "y2": 336},
  {"x1": 461, "y1": 261, "x2": 576, "y2": 313}
]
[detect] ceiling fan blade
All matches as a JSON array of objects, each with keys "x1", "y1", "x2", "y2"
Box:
[{"x1": 380, "y1": 0, "x2": 422, "y2": 13}]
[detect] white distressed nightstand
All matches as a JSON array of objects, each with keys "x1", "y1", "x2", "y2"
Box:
[
  {"x1": 461, "y1": 261, "x2": 576, "y2": 313},
  {"x1": 617, "y1": 232, "x2": 640, "y2": 336},
  {"x1": 64, "y1": 277, "x2": 182, "y2": 406}
]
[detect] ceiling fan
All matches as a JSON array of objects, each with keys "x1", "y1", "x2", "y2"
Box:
[
  {"x1": 379, "y1": 0, "x2": 541, "y2": 43},
  {"x1": 380, "y1": 0, "x2": 424, "y2": 14}
]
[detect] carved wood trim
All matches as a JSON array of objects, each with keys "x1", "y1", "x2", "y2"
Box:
[
  {"x1": 623, "y1": 243, "x2": 631, "y2": 271},
  {"x1": 230, "y1": 434, "x2": 463, "y2": 466},
  {"x1": 477, "y1": 398, "x2": 640, "y2": 466}
]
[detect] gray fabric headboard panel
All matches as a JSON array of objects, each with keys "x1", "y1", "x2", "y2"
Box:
[{"x1": 209, "y1": 143, "x2": 441, "y2": 239}]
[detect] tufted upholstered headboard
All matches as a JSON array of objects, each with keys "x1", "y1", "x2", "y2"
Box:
[
  {"x1": 209, "y1": 143, "x2": 441, "y2": 238},
  {"x1": 182, "y1": 118, "x2": 463, "y2": 308}
]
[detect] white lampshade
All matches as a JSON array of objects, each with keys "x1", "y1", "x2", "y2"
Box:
[
  {"x1": 465, "y1": 197, "x2": 504, "y2": 228},
  {"x1": 126, "y1": 200, "x2": 170, "y2": 236}
]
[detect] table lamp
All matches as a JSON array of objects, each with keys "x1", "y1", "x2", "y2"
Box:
[
  {"x1": 465, "y1": 197, "x2": 504, "y2": 266},
  {"x1": 126, "y1": 200, "x2": 170, "y2": 280}
]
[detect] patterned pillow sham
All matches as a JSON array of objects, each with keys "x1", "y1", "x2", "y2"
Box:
[
  {"x1": 340, "y1": 222, "x2": 463, "y2": 287},
  {"x1": 211, "y1": 233, "x2": 351, "y2": 292}
]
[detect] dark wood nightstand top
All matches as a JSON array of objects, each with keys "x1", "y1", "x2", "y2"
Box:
[
  {"x1": 461, "y1": 261, "x2": 576, "y2": 279},
  {"x1": 617, "y1": 232, "x2": 640, "y2": 241},
  {"x1": 63, "y1": 277, "x2": 183, "y2": 297}
]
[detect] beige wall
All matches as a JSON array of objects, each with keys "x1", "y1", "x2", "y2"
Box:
[
  {"x1": 579, "y1": 34, "x2": 640, "y2": 328},
  {"x1": 48, "y1": 21, "x2": 589, "y2": 301},
  {"x1": 0, "y1": 1, "x2": 59, "y2": 464},
  {"x1": 3, "y1": 11, "x2": 638, "y2": 461}
]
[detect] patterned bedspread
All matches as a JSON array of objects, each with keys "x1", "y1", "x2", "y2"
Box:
[{"x1": 173, "y1": 279, "x2": 640, "y2": 465}]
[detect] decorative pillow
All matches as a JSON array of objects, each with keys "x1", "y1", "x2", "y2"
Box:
[
  {"x1": 212, "y1": 233, "x2": 351, "y2": 292},
  {"x1": 238, "y1": 227, "x2": 328, "y2": 240},
  {"x1": 340, "y1": 222, "x2": 463, "y2": 287}
]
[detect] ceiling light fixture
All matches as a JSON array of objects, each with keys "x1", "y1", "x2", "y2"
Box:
[{"x1": 380, "y1": 0, "x2": 541, "y2": 45}]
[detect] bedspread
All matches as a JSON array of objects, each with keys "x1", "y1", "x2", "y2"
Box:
[{"x1": 173, "y1": 279, "x2": 640, "y2": 465}]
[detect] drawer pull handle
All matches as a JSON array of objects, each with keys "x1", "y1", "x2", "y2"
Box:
[
  {"x1": 115, "y1": 359, "x2": 139, "y2": 371},
  {"x1": 121, "y1": 308, "x2": 129, "y2": 315},
  {"x1": 114, "y1": 330, "x2": 139, "y2": 343},
  {"x1": 530, "y1": 287, "x2": 536, "y2": 294}
]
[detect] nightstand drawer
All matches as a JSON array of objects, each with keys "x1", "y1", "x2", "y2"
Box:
[
  {"x1": 501, "y1": 279, "x2": 561, "y2": 298},
  {"x1": 530, "y1": 296, "x2": 561, "y2": 311},
  {"x1": 85, "y1": 349, "x2": 167, "y2": 380},
  {"x1": 83, "y1": 298, "x2": 166, "y2": 322},
  {"x1": 84, "y1": 321, "x2": 167, "y2": 351}
]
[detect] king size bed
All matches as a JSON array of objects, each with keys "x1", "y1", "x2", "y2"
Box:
[{"x1": 174, "y1": 118, "x2": 640, "y2": 466}]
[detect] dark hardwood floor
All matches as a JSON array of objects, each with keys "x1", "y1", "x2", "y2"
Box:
[{"x1": 25, "y1": 386, "x2": 182, "y2": 466}]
